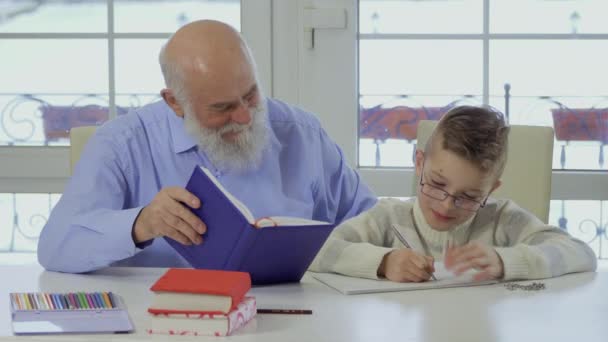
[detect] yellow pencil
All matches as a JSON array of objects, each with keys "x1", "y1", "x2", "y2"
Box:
[{"x1": 23, "y1": 293, "x2": 32, "y2": 310}]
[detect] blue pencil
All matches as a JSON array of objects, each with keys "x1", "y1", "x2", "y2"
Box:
[{"x1": 49, "y1": 293, "x2": 63, "y2": 310}]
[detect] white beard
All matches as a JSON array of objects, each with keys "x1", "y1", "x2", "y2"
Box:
[{"x1": 183, "y1": 99, "x2": 269, "y2": 172}]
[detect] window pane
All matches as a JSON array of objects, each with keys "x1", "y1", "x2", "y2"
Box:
[
  {"x1": 0, "y1": 193, "x2": 60, "y2": 253},
  {"x1": 490, "y1": 40, "x2": 608, "y2": 97},
  {"x1": 114, "y1": 39, "x2": 164, "y2": 111},
  {"x1": 0, "y1": 0, "x2": 106, "y2": 32},
  {"x1": 114, "y1": 0, "x2": 240, "y2": 33},
  {"x1": 489, "y1": 40, "x2": 608, "y2": 171},
  {"x1": 549, "y1": 200, "x2": 608, "y2": 259},
  {"x1": 360, "y1": 40, "x2": 482, "y2": 95},
  {"x1": 0, "y1": 40, "x2": 108, "y2": 146},
  {"x1": 491, "y1": 0, "x2": 608, "y2": 34},
  {"x1": 490, "y1": 95, "x2": 607, "y2": 171},
  {"x1": 359, "y1": 40, "x2": 482, "y2": 167},
  {"x1": 360, "y1": 0, "x2": 482, "y2": 34},
  {"x1": 359, "y1": 95, "x2": 482, "y2": 167}
]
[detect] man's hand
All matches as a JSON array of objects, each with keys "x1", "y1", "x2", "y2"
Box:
[
  {"x1": 378, "y1": 249, "x2": 435, "y2": 282},
  {"x1": 444, "y1": 241, "x2": 504, "y2": 281},
  {"x1": 133, "y1": 187, "x2": 206, "y2": 245}
]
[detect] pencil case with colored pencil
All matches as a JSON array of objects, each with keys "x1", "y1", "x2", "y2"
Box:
[{"x1": 9, "y1": 291, "x2": 133, "y2": 335}]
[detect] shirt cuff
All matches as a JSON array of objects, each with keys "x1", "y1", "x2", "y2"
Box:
[{"x1": 494, "y1": 246, "x2": 531, "y2": 280}]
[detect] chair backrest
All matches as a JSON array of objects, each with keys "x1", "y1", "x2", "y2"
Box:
[
  {"x1": 69, "y1": 126, "x2": 97, "y2": 175},
  {"x1": 413, "y1": 120, "x2": 554, "y2": 223}
]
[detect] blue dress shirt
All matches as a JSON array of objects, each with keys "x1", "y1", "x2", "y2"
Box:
[{"x1": 37, "y1": 98, "x2": 377, "y2": 273}]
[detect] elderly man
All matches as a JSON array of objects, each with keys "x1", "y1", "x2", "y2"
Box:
[{"x1": 38, "y1": 20, "x2": 376, "y2": 273}]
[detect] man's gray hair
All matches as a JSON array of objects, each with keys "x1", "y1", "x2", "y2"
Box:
[{"x1": 158, "y1": 43, "x2": 188, "y2": 105}]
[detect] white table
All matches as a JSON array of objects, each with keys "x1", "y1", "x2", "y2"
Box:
[{"x1": 0, "y1": 265, "x2": 606, "y2": 342}]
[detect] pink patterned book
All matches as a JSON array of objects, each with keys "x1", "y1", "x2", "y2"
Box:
[{"x1": 146, "y1": 296, "x2": 256, "y2": 337}]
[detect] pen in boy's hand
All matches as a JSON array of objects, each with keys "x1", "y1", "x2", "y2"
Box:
[
  {"x1": 257, "y1": 309, "x2": 312, "y2": 315},
  {"x1": 391, "y1": 224, "x2": 437, "y2": 281}
]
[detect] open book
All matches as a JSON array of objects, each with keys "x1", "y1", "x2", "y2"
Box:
[
  {"x1": 199, "y1": 167, "x2": 329, "y2": 228},
  {"x1": 311, "y1": 262, "x2": 499, "y2": 295},
  {"x1": 164, "y1": 166, "x2": 335, "y2": 285}
]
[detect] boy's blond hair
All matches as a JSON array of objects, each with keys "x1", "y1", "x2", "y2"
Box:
[{"x1": 425, "y1": 105, "x2": 510, "y2": 178}]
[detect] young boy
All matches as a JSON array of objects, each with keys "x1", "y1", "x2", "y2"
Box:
[{"x1": 309, "y1": 106, "x2": 597, "y2": 282}]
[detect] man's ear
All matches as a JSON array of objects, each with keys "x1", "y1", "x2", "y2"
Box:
[
  {"x1": 161, "y1": 88, "x2": 185, "y2": 117},
  {"x1": 415, "y1": 149, "x2": 425, "y2": 178}
]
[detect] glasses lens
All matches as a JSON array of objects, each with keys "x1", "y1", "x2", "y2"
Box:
[
  {"x1": 422, "y1": 184, "x2": 447, "y2": 201},
  {"x1": 455, "y1": 198, "x2": 481, "y2": 211}
]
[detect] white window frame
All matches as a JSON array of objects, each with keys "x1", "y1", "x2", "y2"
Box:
[
  {"x1": 271, "y1": 0, "x2": 608, "y2": 201},
  {"x1": 0, "y1": 0, "x2": 272, "y2": 194}
]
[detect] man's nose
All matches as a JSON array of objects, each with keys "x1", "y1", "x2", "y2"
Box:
[{"x1": 230, "y1": 101, "x2": 252, "y2": 125}]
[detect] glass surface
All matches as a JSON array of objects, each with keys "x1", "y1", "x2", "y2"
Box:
[
  {"x1": 114, "y1": 39, "x2": 165, "y2": 96},
  {"x1": 359, "y1": 39, "x2": 483, "y2": 167},
  {"x1": 0, "y1": 40, "x2": 108, "y2": 146},
  {"x1": 0, "y1": 193, "x2": 60, "y2": 253},
  {"x1": 114, "y1": 0, "x2": 240, "y2": 33},
  {"x1": 491, "y1": 0, "x2": 608, "y2": 34},
  {"x1": 360, "y1": 40, "x2": 482, "y2": 96},
  {"x1": 0, "y1": 0, "x2": 106, "y2": 32},
  {"x1": 360, "y1": 0, "x2": 482, "y2": 34},
  {"x1": 549, "y1": 200, "x2": 608, "y2": 259},
  {"x1": 490, "y1": 40, "x2": 608, "y2": 97}
]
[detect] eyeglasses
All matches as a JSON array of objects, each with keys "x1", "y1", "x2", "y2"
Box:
[{"x1": 419, "y1": 164, "x2": 488, "y2": 212}]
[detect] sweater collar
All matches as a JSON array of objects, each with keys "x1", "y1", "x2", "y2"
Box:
[{"x1": 412, "y1": 198, "x2": 475, "y2": 248}]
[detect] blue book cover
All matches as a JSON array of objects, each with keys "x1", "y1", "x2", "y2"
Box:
[{"x1": 164, "y1": 166, "x2": 335, "y2": 285}]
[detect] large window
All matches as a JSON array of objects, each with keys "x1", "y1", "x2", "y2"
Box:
[
  {"x1": 0, "y1": 0, "x2": 272, "y2": 254},
  {"x1": 286, "y1": 0, "x2": 607, "y2": 258},
  {"x1": 358, "y1": 0, "x2": 608, "y2": 170}
]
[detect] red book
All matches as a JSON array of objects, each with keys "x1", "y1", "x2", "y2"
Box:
[
  {"x1": 146, "y1": 297, "x2": 257, "y2": 337},
  {"x1": 148, "y1": 268, "x2": 251, "y2": 315}
]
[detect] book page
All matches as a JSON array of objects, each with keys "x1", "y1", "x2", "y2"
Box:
[
  {"x1": 199, "y1": 167, "x2": 255, "y2": 223},
  {"x1": 199, "y1": 167, "x2": 330, "y2": 228},
  {"x1": 255, "y1": 216, "x2": 330, "y2": 228},
  {"x1": 311, "y1": 262, "x2": 498, "y2": 295}
]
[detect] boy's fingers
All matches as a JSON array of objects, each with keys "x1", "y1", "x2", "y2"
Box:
[
  {"x1": 447, "y1": 248, "x2": 485, "y2": 269},
  {"x1": 473, "y1": 271, "x2": 493, "y2": 282},
  {"x1": 453, "y1": 257, "x2": 489, "y2": 275}
]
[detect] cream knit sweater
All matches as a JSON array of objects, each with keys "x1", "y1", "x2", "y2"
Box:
[{"x1": 309, "y1": 198, "x2": 597, "y2": 280}]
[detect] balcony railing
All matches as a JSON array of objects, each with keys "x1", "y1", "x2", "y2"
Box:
[
  {"x1": 359, "y1": 88, "x2": 608, "y2": 169},
  {"x1": 0, "y1": 93, "x2": 160, "y2": 146}
]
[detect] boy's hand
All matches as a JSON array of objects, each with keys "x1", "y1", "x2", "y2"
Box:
[
  {"x1": 444, "y1": 241, "x2": 504, "y2": 281},
  {"x1": 378, "y1": 249, "x2": 435, "y2": 283}
]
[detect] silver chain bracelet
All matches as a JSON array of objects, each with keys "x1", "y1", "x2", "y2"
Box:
[{"x1": 504, "y1": 282, "x2": 546, "y2": 291}]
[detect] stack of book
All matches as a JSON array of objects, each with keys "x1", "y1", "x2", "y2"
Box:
[{"x1": 146, "y1": 268, "x2": 256, "y2": 337}]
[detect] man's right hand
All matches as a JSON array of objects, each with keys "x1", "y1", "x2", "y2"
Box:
[
  {"x1": 378, "y1": 249, "x2": 435, "y2": 283},
  {"x1": 133, "y1": 187, "x2": 206, "y2": 245}
]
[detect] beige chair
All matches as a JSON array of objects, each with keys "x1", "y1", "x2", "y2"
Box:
[
  {"x1": 413, "y1": 120, "x2": 555, "y2": 223},
  {"x1": 69, "y1": 126, "x2": 97, "y2": 175}
]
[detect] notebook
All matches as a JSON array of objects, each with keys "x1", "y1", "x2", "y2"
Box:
[
  {"x1": 164, "y1": 166, "x2": 335, "y2": 285},
  {"x1": 312, "y1": 262, "x2": 499, "y2": 295},
  {"x1": 9, "y1": 292, "x2": 134, "y2": 335}
]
